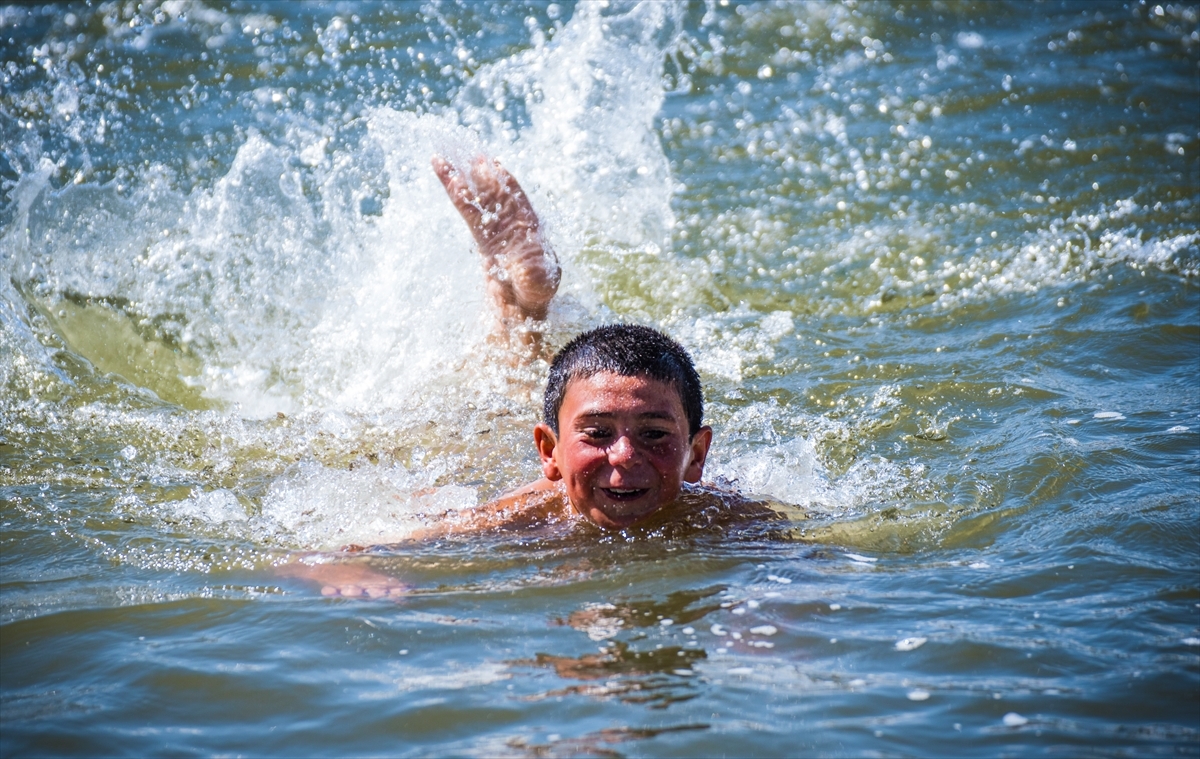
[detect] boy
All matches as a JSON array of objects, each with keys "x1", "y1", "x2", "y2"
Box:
[{"x1": 288, "y1": 156, "x2": 779, "y2": 596}]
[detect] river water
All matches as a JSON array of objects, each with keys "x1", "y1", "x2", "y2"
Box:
[{"x1": 2, "y1": 1, "x2": 1197, "y2": 756}]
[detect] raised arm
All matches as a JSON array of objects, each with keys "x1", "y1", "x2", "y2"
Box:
[{"x1": 432, "y1": 156, "x2": 561, "y2": 335}]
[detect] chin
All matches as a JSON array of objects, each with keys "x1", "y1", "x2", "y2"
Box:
[{"x1": 588, "y1": 506, "x2": 659, "y2": 529}]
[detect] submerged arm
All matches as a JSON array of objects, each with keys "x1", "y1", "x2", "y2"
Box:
[
  {"x1": 277, "y1": 482, "x2": 570, "y2": 598},
  {"x1": 277, "y1": 555, "x2": 409, "y2": 599}
]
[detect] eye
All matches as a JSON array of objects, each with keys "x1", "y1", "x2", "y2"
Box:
[
  {"x1": 642, "y1": 428, "x2": 670, "y2": 441},
  {"x1": 581, "y1": 426, "x2": 611, "y2": 441}
]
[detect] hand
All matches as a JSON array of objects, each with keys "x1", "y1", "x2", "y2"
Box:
[
  {"x1": 432, "y1": 155, "x2": 561, "y2": 322},
  {"x1": 279, "y1": 557, "x2": 409, "y2": 599}
]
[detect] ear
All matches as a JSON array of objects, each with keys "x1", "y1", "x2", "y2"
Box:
[
  {"x1": 533, "y1": 423, "x2": 562, "y2": 481},
  {"x1": 683, "y1": 426, "x2": 713, "y2": 483}
]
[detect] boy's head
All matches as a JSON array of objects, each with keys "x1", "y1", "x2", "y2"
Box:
[
  {"x1": 534, "y1": 325, "x2": 712, "y2": 529},
  {"x1": 543, "y1": 324, "x2": 705, "y2": 437}
]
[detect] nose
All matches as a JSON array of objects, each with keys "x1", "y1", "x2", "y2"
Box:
[{"x1": 607, "y1": 435, "x2": 638, "y2": 467}]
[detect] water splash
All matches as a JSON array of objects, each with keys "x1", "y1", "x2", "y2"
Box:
[{"x1": 2, "y1": 2, "x2": 691, "y2": 419}]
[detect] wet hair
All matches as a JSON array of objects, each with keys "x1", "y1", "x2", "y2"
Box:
[{"x1": 543, "y1": 324, "x2": 704, "y2": 437}]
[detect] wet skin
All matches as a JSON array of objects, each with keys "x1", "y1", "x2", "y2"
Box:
[
  {"x1": 431, "y1": 155, "x2": 560, "y2": 323},
  {"x1": 533, "y1": 372, "x2": 713, "y2": 529},
  {"x1": 284, "y1": 159, "x2": 712, "y2": 595},
  {"x1": 285, "y1": 376, "x2": 718, "y2": 595}
]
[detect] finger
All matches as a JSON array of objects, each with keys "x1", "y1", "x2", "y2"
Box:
[
  {"x1": 432, "y1": 156, "x2": 484, "y2": 224},
  {"x1": 341, "y1": 585, "x2": 362, "y2": 597},
  {"x1": 432, "y1": 157, "x2": 469, "y2": 201},
  {"x1": 321, "y1": 585, "x2": 338, "y2": 596},
  {"x1": 484, "y1": 158, "x2": 538, "y2": 222},
  {"x1": 431, "y1": 155, "x2": 460, "y2": 193},
  {"x1": 364, "y1": 585, "x2": 389, "y2": 598},
  {"x1": 468, "y1": 157, "x2": 505, "y2": 213},
  {"x1": 494, "y1": 161, "x2": 525, "y2": 205}
]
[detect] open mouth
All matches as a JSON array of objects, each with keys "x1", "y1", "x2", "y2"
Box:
[{"x1": 600, "y1": 487, "x2": 650, "y2": 502}]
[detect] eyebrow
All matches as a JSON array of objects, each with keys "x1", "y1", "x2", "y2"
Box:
[{"x1": 575, "y1": 410, "x2": 679, "y2": 422}]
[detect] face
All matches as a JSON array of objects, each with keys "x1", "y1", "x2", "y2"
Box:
[{"x1": 534, "y1": 371, "x2": 712, "y2": 529}]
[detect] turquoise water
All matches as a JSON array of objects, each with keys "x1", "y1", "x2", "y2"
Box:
[{"x1": 2, "y1": 1, "x2": 1198, "y2": 755}]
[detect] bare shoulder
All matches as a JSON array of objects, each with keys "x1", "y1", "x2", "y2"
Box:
[
  {"x1": 499, "y1": 477, "x2": 563, "y2": 500},
  {"x1": 670, "y1": 482, "x2": 798, "y2": 527},
  {"x1": 420, "y1": 479, "x2": 572, "y2": 537}
]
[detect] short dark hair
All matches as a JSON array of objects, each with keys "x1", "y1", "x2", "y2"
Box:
[{"x1": 543, "y1": 324, "x2": 704, "y2": 437}]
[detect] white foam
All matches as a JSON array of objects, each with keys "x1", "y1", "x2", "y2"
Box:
[
  {"x1": 455, "y1": 2, "x2": 683, "y2": 251},
  {"x1": 895, "y1": 637, "x2": 927, "y2": 651},
  {"x1": 844, "y1": 553, "x2": 878, "y2": 563},
  {"x1": 175, "y1": 488, "x2": 247, "y2": 524},
  {"x1": 955, "y1": 32, "x2": 985, "y2": 49},
  {"x1": 258, "y1": 462, "x2": 477, "y2": 549},
  {"x1": 356, "y1": 661, "x2": 510, "y2": 696},
  {"x1": 677, "y1": 308, "x2": 797, "y2": 383},
  {"x1": 710, "y1": 431, "x2": 835, "y2": 506},
  {"x1": 2, "y1": 2, "x2": 688, "y2": 420}
]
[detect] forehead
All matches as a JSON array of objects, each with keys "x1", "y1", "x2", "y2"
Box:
[{"x1": 559, "y1": 371, "x2": 686, "y2": 419}]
